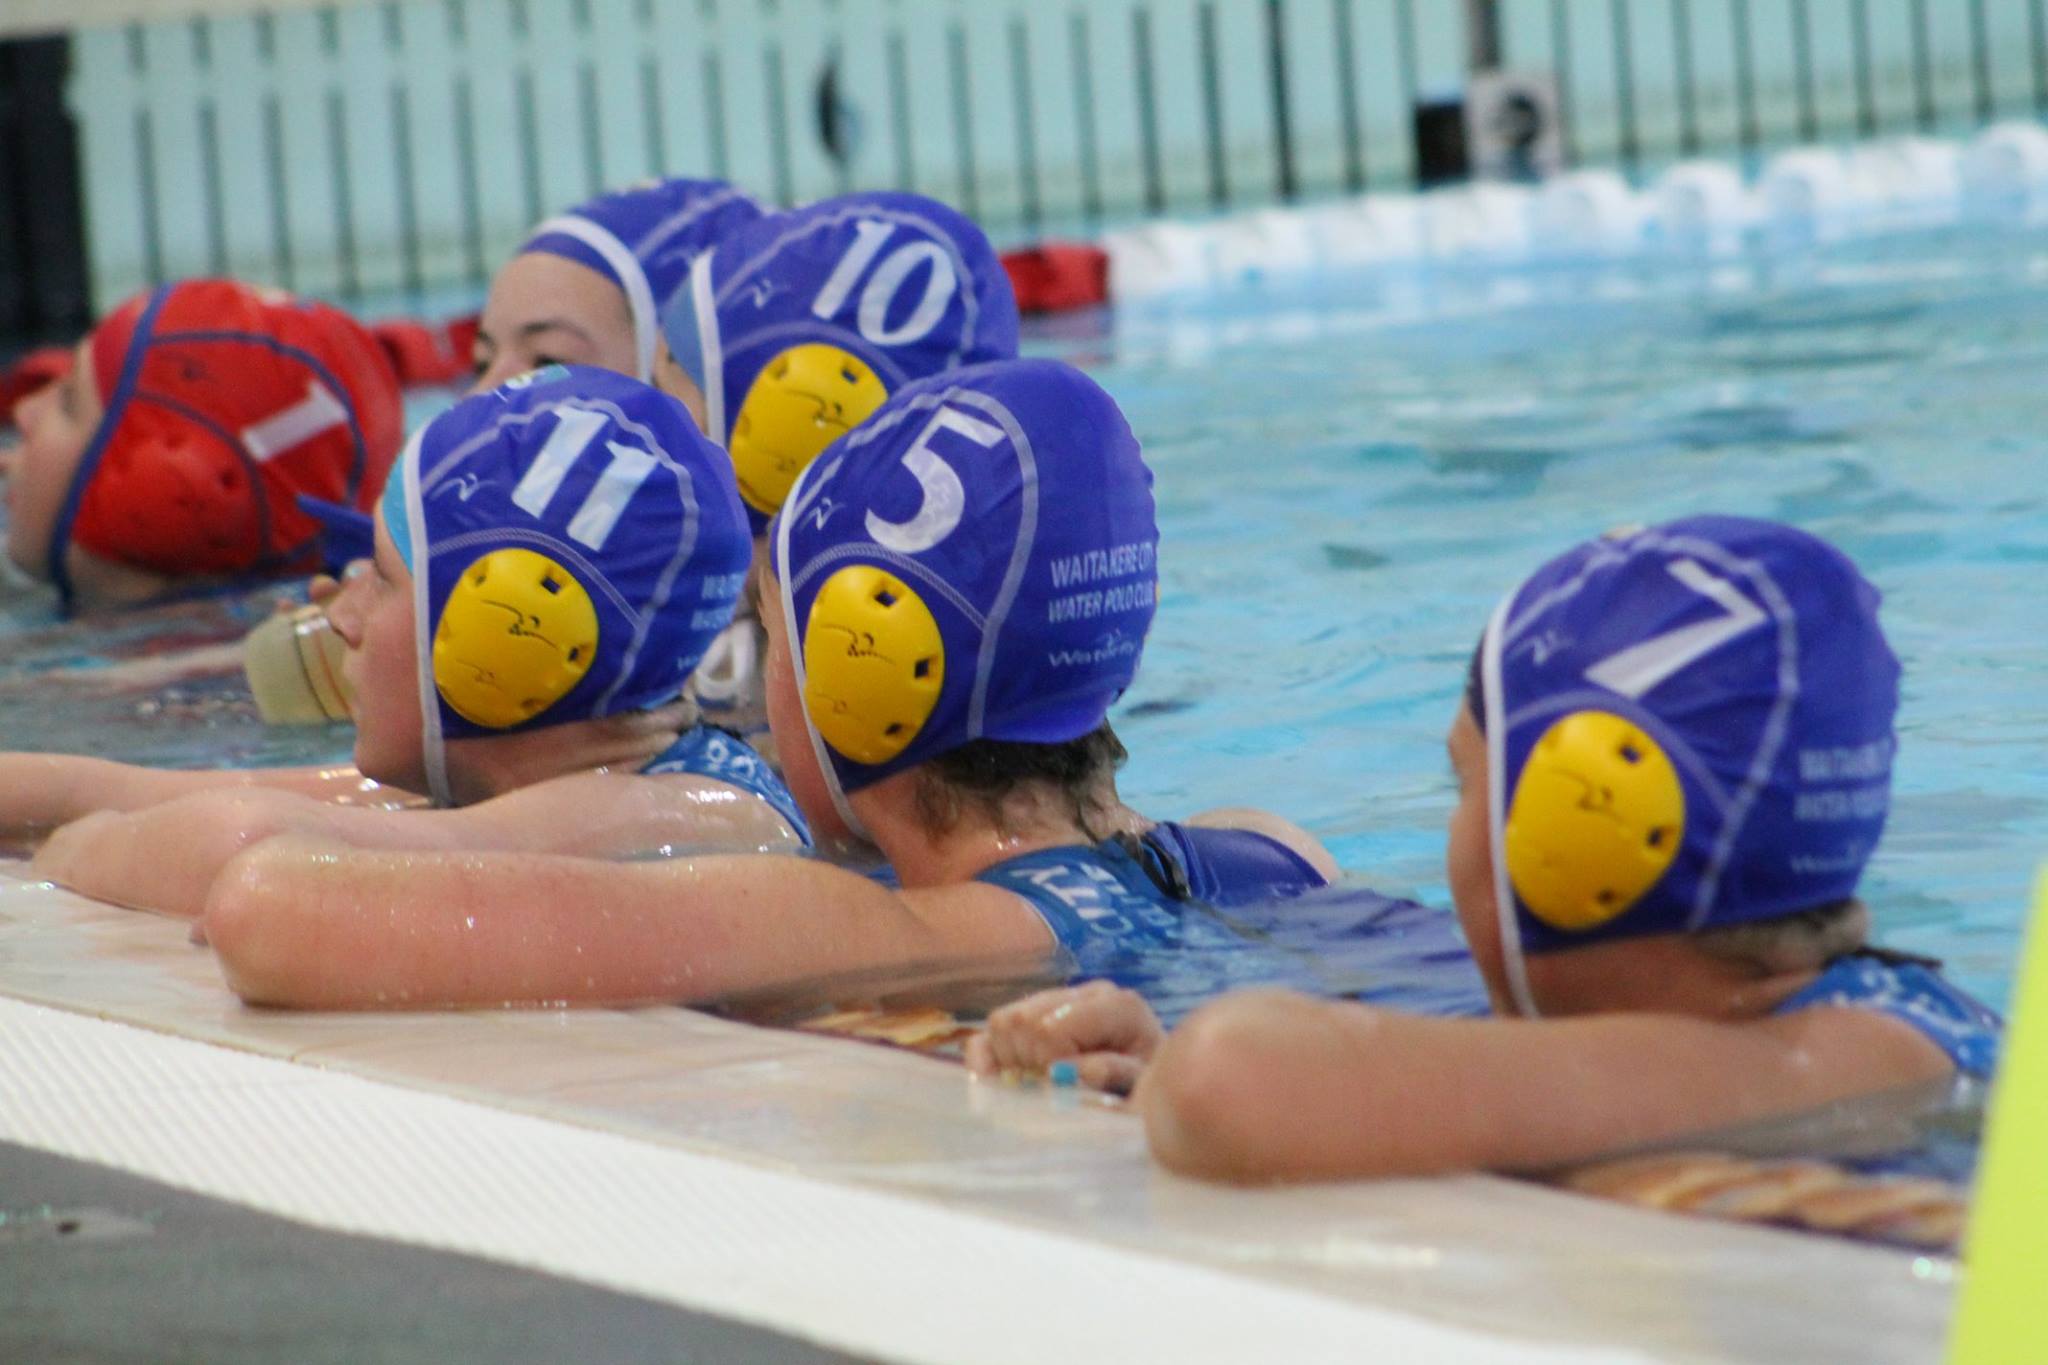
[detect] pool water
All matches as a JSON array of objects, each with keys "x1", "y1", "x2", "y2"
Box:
[
  {"x1": 0, "y1": 223, "x2": 2039, "y2": 1181},
  {"x1": 1076, "y1": 224, "x2": 2048, "y2": 1018}
]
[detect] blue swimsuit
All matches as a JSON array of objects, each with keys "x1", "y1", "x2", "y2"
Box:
[
  {"x1": 982, "y1": 828, "x2": 2002, "y2": 1069},
  {"x1": 972, "y1": 826, "x2": 1488, "y2": 1024},
  {"x1": 975, "y1": 822, "x2": 1329, "y2": 952},
  {"x1": 1774, "y1": 950, "x2": 2002, "y2": 1079},
  {"x1": 639, "y1": 725, "x2": 812, "y2": 847}
]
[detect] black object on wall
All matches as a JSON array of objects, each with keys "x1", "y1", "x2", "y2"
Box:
[
  {"x1": 0, "y1": 36, "x2": 93, "y2": 351},
  {"x1": 1413, "y1": 95, "x2": 1470, "y2": 188}
]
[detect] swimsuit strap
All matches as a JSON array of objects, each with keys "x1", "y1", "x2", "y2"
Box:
[
  {"x1": 1843, "y1": 943, "x2": 1945, "y2": 972},
  {"x1": 1109, "y1": 829, "x2": 1194, "y2": 902}
]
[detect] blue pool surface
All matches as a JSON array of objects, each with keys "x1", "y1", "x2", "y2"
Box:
[
  {"x1": 1069, "y1": 227, "x2": 2047, "y2": 1021},
  {"x1": 1, "y1": 224, "x2": 2041, "y2": 1106}
]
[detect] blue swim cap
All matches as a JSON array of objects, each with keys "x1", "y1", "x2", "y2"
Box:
[
  {"x1": 521, "y1": 179, "x2": 765, "y2": 382},
  {"x1": 772, "y1": 358, "x2": 1156, "y2": 837},
  {"x1": 389, "y1": 365, "x2": 751, "y2": 804},
  {"x1": 1479, "y1": 516, "x2": 1899, "y2": 1013},
  {"x1": 662, "y1": 191, "x2": 1020, "y2": 535}
]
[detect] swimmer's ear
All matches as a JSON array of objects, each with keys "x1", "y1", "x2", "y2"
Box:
[
  {"x1": 802, "y1": 564, "x2": 944, "y2": 765},
  {"x1": 433, "y1": 548, "x2": 600, "y2": 727},
  {"x1": 1504, "y1": 710, "x2": 1684, "y2": 932},
  {"x1": 730, "y1": 344, "x2": 889, "y2": 519}
]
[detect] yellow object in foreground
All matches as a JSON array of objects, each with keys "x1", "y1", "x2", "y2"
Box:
[{"x1": 1948, "y1": 868, "x2": 2048, "y2": 1363}]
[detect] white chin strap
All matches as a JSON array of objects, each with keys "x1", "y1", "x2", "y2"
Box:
[
  {"x1": 773, "y1": 466, "x2": 871, "y2": 846},
  {"x1": 1482, "y1": 594, "x2": 1541, "y2": 1019},
  {"x1": 529, "y1": 214, "x2": 658, "y2": 382},
  {"x1": 401, "y1": 446, "x2": 455, "y2": 809},
  {"x1": 689, "y1": 253, "x2": 726, "y2": 440}
]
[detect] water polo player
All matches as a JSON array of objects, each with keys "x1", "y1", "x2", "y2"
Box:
[
  {"x1": 296, "y1": 178, "x2": 760, "y2": 577},
  {"x1": 970, "y1": 518, "x2": 2001, "y2": 1184},
  {"x1": 26, "y1": 366, "x2": 806, "y2": 920},
  {"x1": 2, "y1": 279, "x2": 402, "y2": 617},
  {"x1": 654, "y1": 190, "x2": 1020, "y2": 745},
  {"x1": 471, "y1": 177, "x2": 763, "y2": 394},
  {"x1": 195, "y1": 358, "x2": 1334, "y2": 1010}
]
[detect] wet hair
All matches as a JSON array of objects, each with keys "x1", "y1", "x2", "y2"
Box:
[
  {"x1": 1465, "y1": 637, "x2": 1487, "y2": 733},
  {"x1": 914, "y1": 723, "x2": 1128, "y2": 838},
  {"x1": 1693, "y1": 900, "x2": 1870, "y2": 974}
]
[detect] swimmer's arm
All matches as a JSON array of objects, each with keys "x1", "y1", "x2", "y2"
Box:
[
  {"x1": 203, "y1": 838, "x2": 1056, "y2": 1010},
  {"x1": 0, "y1": 752, "x2": 399, "y2": 838},
  {"x1": 1135, "y1": 991, "x2": 1955, "y2": 1184},
  {"x1": 31, "y1": 772, "x2": 800, "y2": 918},
  {"x1": 32, "y1": 788, "x2": 434, "y2": 919},
  {"x1": 410, "y1": 771, "x2": 806, "y2": 859},
  {"x1": 1183, "y1": 808, "x2": 1340, "y2": 883}
]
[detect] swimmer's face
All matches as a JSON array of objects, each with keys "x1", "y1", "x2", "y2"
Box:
[
  {"x1": 470, "y1": 252, "x2": 636, "y2": 393},
  {"x1": 651, "y1": 336, "x2": 709, "y2": 432},
  {"x1": 326, "y1": 510, "x2": 428, "y2": 791},
  {"x1": 758, "y1": 563, "x2": 857, "y2": 848},
  {"x1": 1445, "y1": 702, "x2": 1515, "y2": 1013},
  {"x1": 2, "y1": 342, "x2": 102, "y2": 579}
]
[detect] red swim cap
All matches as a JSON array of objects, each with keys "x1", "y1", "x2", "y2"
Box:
[{"x1": 60, "y1": 280, "x2": 403, "y2": 585}]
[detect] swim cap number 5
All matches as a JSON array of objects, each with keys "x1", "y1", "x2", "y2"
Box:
[{"x1": 862, "y1": 404, "x2": 1003, "y2": 554}]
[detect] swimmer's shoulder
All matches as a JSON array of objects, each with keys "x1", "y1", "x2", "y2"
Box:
[
  {"x1": 638, "y1": 726, "x2": 811, "y2": 847},
  {"x1": 459, "y1": 766, "x2": 803, "y2": 857},
  {"x1": 1765, "y1": 952, "x2": 2001, "y2": 1082},
  {"x1": 633, "y1": 768, "x2": 810, "y2": 848},
  {"x1": 1181, "y1": 807, "x2": 1340, "y2": 884},
  {"x1": 899, "y1": 877, "x2": 1062, "y2": 957},
  {"x1": 1746, "y1": 998, "x2": 1961, "y2": 1092}
]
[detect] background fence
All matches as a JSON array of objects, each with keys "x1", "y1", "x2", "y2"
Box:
[{"x1": 35, "y1": 0, "x2": 2048, "y2": 312}]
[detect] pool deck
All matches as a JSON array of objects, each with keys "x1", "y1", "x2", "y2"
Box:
[{"x1": 0, "y1": 861, "x2": 1955, "y2": 1364}]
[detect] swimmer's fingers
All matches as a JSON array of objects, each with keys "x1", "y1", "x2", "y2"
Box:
[
  {"x1": 1072, "y1": 1051, "x2": 1146, "y2": 1098},
  {"x1": 306, "y1": 573, "x2": 343, "y2": 605},
  {"x1": 963, "y1": 1028, "x2": 1148, "y2": 1095},
  {"x1": 967, "y1": 991, "x2": 1061, "y2": 1074},
  {"x1": 979, "y1": 981, "x2": 1164, "y2": 1075},
  {"x1": 1044, "y1": 981, "x2": 1165, "y2": 1064},
  {"x1": 962, "y1": 1030, "x2": 999, "y2": 1077},
  {"x1": 978, "y1": 987, "x2": 1095, "y2": 1073}
]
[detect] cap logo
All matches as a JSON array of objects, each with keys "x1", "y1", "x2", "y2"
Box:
[
  {"x1": 730, "y1": 342, "x2": 890, "y2": 518},
  {"x1": 510, "y1": 407, "x2": 661, "y2": 553},
  {"x1": 240, "y1": 379, "x2": 350, "y2": 462},
  {"x1": 1505, "y1": 709, "x2": 1685, "y2": 931},
  {"x1": 864, "y1": 404, "x2": 1002, "y2": 554},
  {"x1": 433, "y1": 547, "x2": 600, "y2": 728},
  {"x1": 809, "y1": 218, "x2": 960, "y2": 346},
  {"x1": 1583, "y1": 558, "x2": 1766, "y2": 699},
  {"x1": 802, "y1": 564, "x2": 946, "y2": 764}
]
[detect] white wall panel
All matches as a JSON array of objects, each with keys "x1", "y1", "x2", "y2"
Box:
[{"x1": 62, "y1": 0, "x2": 2048, "y2": 309}]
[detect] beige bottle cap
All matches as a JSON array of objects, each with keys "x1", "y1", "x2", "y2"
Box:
[{"x1": 244, "y1": 604, "x2": 354, "y2": 725}]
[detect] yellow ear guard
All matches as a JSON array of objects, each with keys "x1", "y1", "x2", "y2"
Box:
[
  {"x1": 731, "y1": 343, "x2": 890, "y2": 518},
  {"x1": 1504, "y1": 709, "x2": 1685, "y2": 932},
  {"x1": 802, "y1": 564, "x2": 945, "y2": 765},
  {"x1": 432, "y1": 548, "x2": 601, "y2": 728}
]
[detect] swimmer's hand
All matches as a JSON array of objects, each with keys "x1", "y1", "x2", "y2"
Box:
[
  {"x1": 964, "y1": 981, "x2": 1165, "y2": 1096},
  {"x1": 267, "y1": 567, "x2": 344, "y2": 617}
]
